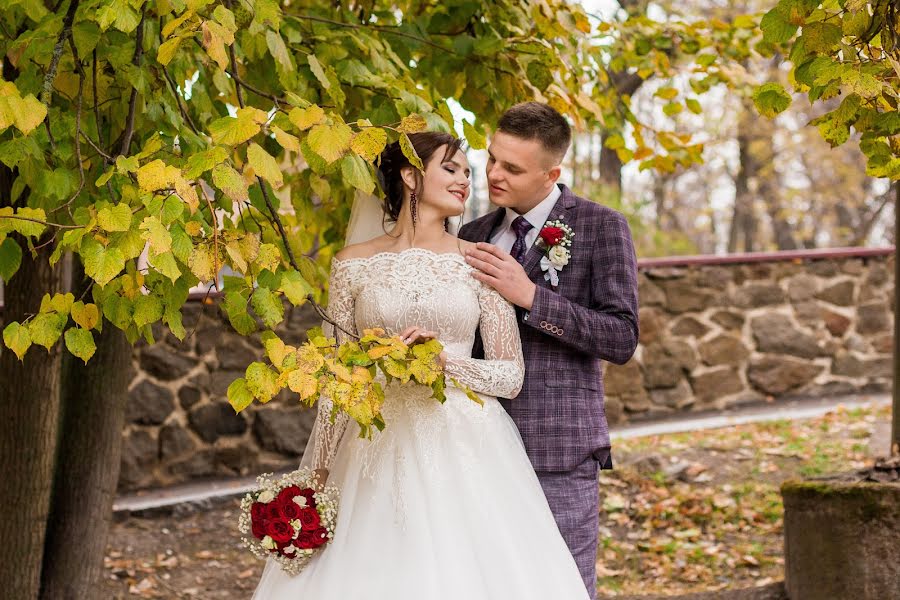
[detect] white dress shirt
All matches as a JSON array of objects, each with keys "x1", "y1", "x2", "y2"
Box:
[{"x1": 490, "y1": 185, "x2": 562, "y2": 254}]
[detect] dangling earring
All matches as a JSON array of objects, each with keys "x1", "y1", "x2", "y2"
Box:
[{"x1": 410, "y1": 191, "x2": 418, "y2": 226}]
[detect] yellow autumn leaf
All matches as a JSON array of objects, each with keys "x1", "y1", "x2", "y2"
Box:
[
  {"x1": 287, "y1": 370, "x2": 319, "y2": 401},
  {"x1": 350, "y1": 127, "x2": 388, "y2": 161},
  {"x1": 288, "y1": 105, "x2": 326, "y2": 131},
  {"x1": 398, "y1": 113, "x2": 427, "y2": 134},
  {"x1": 272, "y1": 126, "x2": 300, "y2": 152},
  {"x1": 247, "y1": 143, "x2": 283, "y2": 188}
]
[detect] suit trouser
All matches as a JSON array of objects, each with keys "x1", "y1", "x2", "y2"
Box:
[{"x1": 536, "y1": 457, "x2": 601, "y2": 600}]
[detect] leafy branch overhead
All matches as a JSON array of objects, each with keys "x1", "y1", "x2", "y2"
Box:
[
  {"x1": 0, "y1": 0, "x2": 779, "y2": 415},
  {"x1": 754, "y1": 0, "x2": 900, "y2": 179}
]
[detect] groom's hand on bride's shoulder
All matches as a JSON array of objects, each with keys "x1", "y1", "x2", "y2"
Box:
[{"x1": 465, "y1": 243, "x2": 536, "y2": 310}]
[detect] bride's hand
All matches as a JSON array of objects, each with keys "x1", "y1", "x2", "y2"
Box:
[
  {"x1": 399, "y1": 326, "x2": 437, "y2": 346},
  {"x1": 399, "y1": 326, "x2": 447, "y2": 368}
]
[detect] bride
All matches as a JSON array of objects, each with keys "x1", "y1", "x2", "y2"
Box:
[{"x1": 251, "y1": 132, "x2": 589, "y2": 599}]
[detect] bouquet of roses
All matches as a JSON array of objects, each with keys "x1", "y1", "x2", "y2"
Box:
[{"x1": 238, "y1": 468, "x2": 339, "y2": 576}]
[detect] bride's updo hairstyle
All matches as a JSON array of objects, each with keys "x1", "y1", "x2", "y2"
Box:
[{"x1": 377, "y1": 131, "x2": 464, "y2": 222}]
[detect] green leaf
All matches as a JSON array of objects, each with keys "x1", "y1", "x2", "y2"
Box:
[
  {"x1": 307, "y1": 123, "x2": 353, "y2": 163},
  {"x1": 140, "y1": 216, "x2": 172, "y2": 254},
  {"x1": 802, "y1": 22, "x2": 842, "y2": 54},
  {"x1": 279, "y1": 270, "x2": 314, "y2": 306},
  {"x1": 265, "y1": 30, "x2": 293, "y2": 71},
  {"x1": 686, "y1": 98, "x2": 703, "y2": 114},
  {"x1": 0, "y1": 237, "x2": 22, "y2": 281},
  {"x1": 760, "y1": 5, "x2": 799, "y2": 44},
  {"x1": 97, "y1": 203, "x2": 133, "y2": 232},
  {"x1": 64, "y1": 328, "x2": 96, "y2": 363},
  {"x1": 817, "y1": 117, "x2": 850, "y2": 147},
  {"x1": 149, "y1": 251, "x2": 182, "y2": 283},
  {"x1": 247, "y1": 143, "x2": 283, "y2": 188},
  {"x1": 211, "y1": 163, "x2": 248, "y2": 201},
  {"x1": 3, "y1": 322, "x2": 31, "y2": 360},
  {"x1": 841, "y1": 70, "x2": 882, "y2": 99},
  {"x1": 223, "y1": 291, "x2": 256, "y2": 335},
  {"x1": 251, "y1": 286, "x2": 284, "y2": 329},
  {"x1": 350, "y1": 127, "x2": 387, "y2": 161},
  {"x1": 184, "y1": 146, "x2": 229, "y2": 178},
  {"x1": 341, "y1": 154, "x2": 375, "y2": 194},
  {"x1": 752, "y1": 83, "x2": 792, "y2": 118},
  {"x1": 308, "y1": 54, "x2": 331, "y2": 89},
  {"x1": 81, "y1": 239, "x2": 126, "y2": 287},
  {"x1": 133, "y1": 294, "x2": 164, "y2": 328},
  {"x1": 245, "y1": 361, "x2": 279, "y2": 402},
  {"x1": 463, "y1": 121, "x2": 486, "y2": 150},
  {"x1": 399, "y1": 133, "x2": 424, "y2": 172},
  {"x1": 227, "y1": 377, "x2": 254, "y2": 412},
  {"x1": 209, "y1": 109, "x2": 262, "y2": 146},
  {"x1": 28, "y1": 312, "x2": 67, "y2": 350}
]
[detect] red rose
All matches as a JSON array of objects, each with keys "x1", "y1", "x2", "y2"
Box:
[
  {"x1": 250, "y1": 502, "x2": 267, "y2": 521},
  {"x1": 266, "y1": 503, "x2": 283, "y2": 520},
  {"x1": 539, "y1": 226, "x2": 564, "y2": 246},
  {"x1": 266, "y1": 519, "x2": 294, "y2": 545},
  {"x1": 295, "y1": 527, "x2": 328, "y2": 550},
  {"x1": 251, "y1": 517, "x2": 269, "y2": 540},
  {"x1": 279, "y1": 499, "x2": 302, "y2": 521},
  {"x1": 298, "y1": 507, "x2": 321, "y2": 530},
  {"x1": 311, "y1": 527, "x2": 329, "y2": 548},
  {"x1": 277, "y1": 485, "x2": 302, "y2": 504}
]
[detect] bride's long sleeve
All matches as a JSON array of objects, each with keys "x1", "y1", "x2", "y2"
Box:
[
  {"x1": 444, "y1": 284, "x2": 525, "y2": 399},
  {"x1": 306, "y1": 261, "x2": 356, "y2": 472}
]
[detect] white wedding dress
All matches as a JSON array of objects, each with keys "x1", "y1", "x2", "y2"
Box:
[{"x1": 251, "y1": 248, "x2": 589, "y2": 600}]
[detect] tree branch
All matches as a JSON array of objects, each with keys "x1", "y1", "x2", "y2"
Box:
[
  {"x1": 41, "y1": 0, "x2": 80, "y2": 105},
  {"x1": 119, "y1": 5, "x2": 146, "y2": 157}
]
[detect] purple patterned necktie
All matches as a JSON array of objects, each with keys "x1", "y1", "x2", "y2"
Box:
[{"x1": 510, "y1": 216, "x2": 533, "y2": 264}]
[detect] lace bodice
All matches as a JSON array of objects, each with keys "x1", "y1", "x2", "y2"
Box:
[{"x1": 307, "y1": 248, "x2": 525, "y2": 471}]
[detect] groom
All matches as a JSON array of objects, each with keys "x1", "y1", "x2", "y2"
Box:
[{"x1": 459, "y1": 102, "x2": 639, "y2": 599}]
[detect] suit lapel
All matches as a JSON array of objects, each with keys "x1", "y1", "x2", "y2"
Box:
[
  {"x1": 521, "y1": 185, "x2": 577, "y2": 280},
  {"x1": 476, "y1": 207, "x2": 506, "y2": 243}
]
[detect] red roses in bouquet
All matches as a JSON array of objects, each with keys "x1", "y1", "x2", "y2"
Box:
[{"x1": 239, "y1": 469, "x2": 340, "y2": 576}]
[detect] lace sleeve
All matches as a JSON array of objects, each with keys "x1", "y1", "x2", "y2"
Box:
[
  {"x1": 306, "y1": 260, "x2": 357, "y2": 471},
  {"x1": 444, "y1": 284, "x2": 525, "y2": 399}
]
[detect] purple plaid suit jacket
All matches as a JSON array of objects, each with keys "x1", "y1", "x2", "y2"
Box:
[{"x1": 459, "y1": 184, "x2": 639, "y2": 472}]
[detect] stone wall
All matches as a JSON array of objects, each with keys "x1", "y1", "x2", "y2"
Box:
[
  {"x1": 604, "y1": 249, "x2": 894, "y2": 423},
  {"x1": 4, "y1": 249, "x2": 893, "y2": 491}
]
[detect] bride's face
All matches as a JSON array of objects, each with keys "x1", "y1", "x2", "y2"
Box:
[{"x1": 412, "y1": 146, "x2": 471, "y2": 218}]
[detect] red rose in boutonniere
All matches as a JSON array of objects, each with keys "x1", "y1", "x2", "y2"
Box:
[
  {"x1": 538, "y1": 226, "x2": 565, "y2": 247},
  {"x1": 536, "y1": 220, "x2": 574, "y2": 287}
]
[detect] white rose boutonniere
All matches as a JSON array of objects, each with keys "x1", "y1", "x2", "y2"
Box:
[{"x1": 536, "y1": 219, "x2": 574, "y2": 287}]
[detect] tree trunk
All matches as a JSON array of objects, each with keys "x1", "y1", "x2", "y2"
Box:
[
  {"x1": 0, "y1": 233, "x2": 64, "y2": 600},
  {"x1": 39, "y1": 266, "x2": 132, "y2": 600},
  {"x1": 598, "y1": 132, "x2": 623, "y2": 193},
  {"x1": 893, "y1": 182, "x2": 899, "y2": 456}
]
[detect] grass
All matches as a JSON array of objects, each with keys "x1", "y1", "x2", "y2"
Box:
[{"x1": 596, "y1": 403, "x2": 889, "y2": 597}]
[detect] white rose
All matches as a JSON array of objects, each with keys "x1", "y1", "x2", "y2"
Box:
[
  {"x1": 293, "y1": 496, "x2": 308, "y2": 508},
  {"x1": 548, "y1": 245, "x2": 570, "y2": 268},
  {"x1": 261, "y1": 535, "x2": 277, "y2": 550},
  {"x1": 258, "y1": 490, "x2": 275, "y2": 503}
]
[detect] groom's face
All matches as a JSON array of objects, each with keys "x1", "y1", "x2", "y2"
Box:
[{"x1": 486, "y1": 131, "x2": 560, "y2": 213}]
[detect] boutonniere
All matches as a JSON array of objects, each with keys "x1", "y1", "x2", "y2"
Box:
[{"x1": 536, "y1": 219, "x2": 574, "y2": 287}]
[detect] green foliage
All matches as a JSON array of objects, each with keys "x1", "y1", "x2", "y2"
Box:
[
  {"x1": 756, "y1": 1, "x2": 900, "y2": 178},
  {"x1": 0, "y1": 0, "x2": 754, "y2": 425}
]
